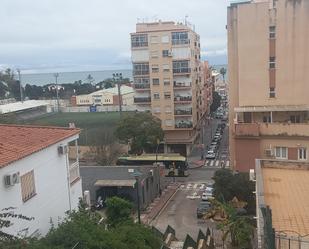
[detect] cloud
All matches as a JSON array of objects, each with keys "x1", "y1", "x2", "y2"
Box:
[{"x1": 0, "y1": 0, "x2": 229, "y2": 72}]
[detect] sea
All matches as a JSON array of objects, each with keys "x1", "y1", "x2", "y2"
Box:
[{"x1": 20, "y1": 65, "x2": 227, "y2": 86}]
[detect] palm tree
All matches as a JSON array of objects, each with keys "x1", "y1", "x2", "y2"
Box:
[{"x1": 220, "y1": 67, "x2": 227, "y2": 82}]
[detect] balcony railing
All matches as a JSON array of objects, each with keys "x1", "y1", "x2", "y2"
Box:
[
  {"x1": 174, "y1": 96, "x2": 192, "y2": 102},
  {"x1": 134, "y1": 97, "x2": 151, "y2": 103},
  {"x1": 69, "y1": 161, "x2": 80, "y2": 184},
  {"x1": 259, "y1": 123, "x2": 309, "y2": 137},
  {"x1": 173, "y1": 82, "x2": 192, "y2": 88},
  {"x1": 174, "y1": 109, "x2": 192, "y2": 115},
  {"x1": 175, "y1": 121, "x2": 193, "y2": 129},
  {"x1": 234, "y1": 123, "x2": 260, "y2": 137},
  {"x1": 134, "y1": 84, "x2": 150, "y2": 90},
  {"x1": 173, "y1": 68, "x2": 191, "y2": 74}
]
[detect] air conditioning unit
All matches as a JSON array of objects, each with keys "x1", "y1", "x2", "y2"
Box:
[
  {"x1": 168, "y1": 51, "x2": 173, "y2": 57},
  {"x1": 58, "y1": 144, "x2": 68, "y2": 155},
  {"x1": 249, "y1": 169, "x2": 256, "y2": 181},
  {"x1": 264, "y1": 148, "x2": 273, "y2": 157},
  {"x1": 4, "y1": 172, "x2": 20, "y2": 187}
]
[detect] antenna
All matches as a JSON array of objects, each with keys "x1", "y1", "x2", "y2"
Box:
[{"x1": 185, "y1": 15, "x2": 189, "y2": 26}]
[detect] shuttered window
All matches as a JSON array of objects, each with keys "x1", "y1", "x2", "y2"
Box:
[{"x1": 21, "y1": 170, "x2": 36, "y2": 202}]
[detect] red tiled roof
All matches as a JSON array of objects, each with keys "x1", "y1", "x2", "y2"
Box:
[{"x1": 0, "y1": 124, "x2": 80, "y2": 168}]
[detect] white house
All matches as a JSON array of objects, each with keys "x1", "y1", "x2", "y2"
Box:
[{"x1": 0, "y1": 124, "x2": 83, "y2": 237}]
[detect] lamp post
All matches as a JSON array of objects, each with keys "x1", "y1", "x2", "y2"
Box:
[
  {"x1": 54, "y1": 73, "x2": 60, "y2": 112},
  {"x1": 132, "y1": 170, "x2": 142, "y2": 224},
  {"x1": 16, "y1": 69, "x2": 23, "y2": 102},
  {"x1": 113, "y1": 73, "x2": 123, "y2": 116}
]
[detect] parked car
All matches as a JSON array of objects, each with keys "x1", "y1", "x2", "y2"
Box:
[
  {"x1": 202, "y1": 189, "x2": 214, "y2": 201},
  {"x1": 196, "y1": 201, "x2": 212, "y2": 218},
  {"x1": 205, "y1": 150, "x2": 216, "y2": 159}
]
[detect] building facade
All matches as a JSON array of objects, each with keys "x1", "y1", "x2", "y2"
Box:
[
  {"x1": 228, "y1": 0, "x2": 309, "y2": 171},
  {"x1": 131, "y1": 21, "x2": 207, "y2": 155},
  {"x1": 0, "y1": 125, "x2": 82, "y2": 237}
]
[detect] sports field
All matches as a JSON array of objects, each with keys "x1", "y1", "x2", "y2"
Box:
[{"x1": 24, "y1": 112, "x2": 130, "y2": 145}]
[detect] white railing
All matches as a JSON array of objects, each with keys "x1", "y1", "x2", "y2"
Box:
[{"x1": 69, "y1": 161, "x2": 80, "y2": 184}]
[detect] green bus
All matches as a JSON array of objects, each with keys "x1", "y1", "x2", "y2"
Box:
[{"x1": 116, "y1": 154, "x2": 188, "y2": 177}]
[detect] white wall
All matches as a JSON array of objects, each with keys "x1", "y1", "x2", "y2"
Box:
[
  {"x1": 172, "y1": 47, "x2": 191, "y2": 59},
  {"x1": 0, "y1": 135, "x2": 82, "y2": 237}
]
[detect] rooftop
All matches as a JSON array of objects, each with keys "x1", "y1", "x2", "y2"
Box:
[
  {"x1": 0, "y1": 100, "x2": 49, "y2": 114},
  {"x1": 258, "y1": 160, "x2": 309, "y2": 236},
  {"x1": 235, "y1": 105, "x2": 309, "y2": 113},
  {"x1": 0, "y1": 125, "x2": 80, "y2": 168}
]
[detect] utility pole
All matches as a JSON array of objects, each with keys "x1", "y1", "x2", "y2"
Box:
[
  {"x1": 16, "y1": 69, "x2": 23, "y2": 102},
  {"x1": 54, "y1": 73, "x2": 60, "y2": 112},
  {"x1": 132, "y1": 170, "x2": 142, "y2": 224},
  {"x1": 113, "y1": 73, "x2": 123, "y2": 116}
]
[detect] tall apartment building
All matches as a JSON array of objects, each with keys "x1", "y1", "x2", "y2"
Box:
[
  {"x1": 228, "y1": 0, "x2": 309, "y2": 171},
  {"x1": 131, "y1": 21, "x2": 206, "y2": 156}
]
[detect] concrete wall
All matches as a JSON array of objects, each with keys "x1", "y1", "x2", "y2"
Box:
[{"x1": 0, "y1": 135, "x2": 82, "y2": 237}]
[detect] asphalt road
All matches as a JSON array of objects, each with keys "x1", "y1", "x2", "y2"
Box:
[{"x1": 151, "y1": 118, "x2": 229, "y2": 245}]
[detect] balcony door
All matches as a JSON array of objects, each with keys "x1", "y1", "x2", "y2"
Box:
[{"x1": 243, "y1": 112, "x2": 252, "y2": 123}]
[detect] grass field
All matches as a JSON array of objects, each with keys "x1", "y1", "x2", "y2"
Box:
[{"x1": 22, "y1": 112, "x2": 131, "y2": 145}]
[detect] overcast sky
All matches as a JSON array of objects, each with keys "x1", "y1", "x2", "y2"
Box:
[{"x1": 0, "y1": 0, "x2": 229, "y2": 74}]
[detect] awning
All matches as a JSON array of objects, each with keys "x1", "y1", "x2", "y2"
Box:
[
  {"x1": 234, "y1": 105, "x2": 309, "y2": 113},
  {"x1": 94, "y1": 179, "x2": 136, "y2": 187}
]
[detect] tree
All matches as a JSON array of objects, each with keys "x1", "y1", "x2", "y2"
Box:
[
  {"x1": 115, "y1": 112, "x2": 164, "y2": 154},
  {"x1": 220, "y1": 67, "x2": 227, "y2": 82},
  {"x1": 212, "y1": 169, "x2": 256, "y2": 215},
  {"x1": 210, "y1": 91, "x2": 221, "y2": 113},
  {"x1": 85, "y1": 74, "x2": 95, "y2": 85},
  {"x1": 105, "y1": 197, "x2": 133, "y2": 227}
]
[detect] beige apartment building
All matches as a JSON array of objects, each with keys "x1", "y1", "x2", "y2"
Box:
[
  {"x1": 131, "y1": 21, "x2": 207, "y2": 156},
  {"x1": 228, "y1": 0, "x2": 309, "y2": 171}
]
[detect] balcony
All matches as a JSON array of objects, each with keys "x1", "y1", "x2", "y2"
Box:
[
  {"x1": 175, "y1": 121, "x2": 193, "y2": 129},
  {"x1": 134, "y1": 84, "x2": 150, "y2": 91},
  {"x1": 259, "y1": 123, "x2": 309, "y2": 137},
  {"x1": 173, "y1": 68, "x2": 191, "y2": 75},
  {"x1": 174, "y1": 109, "x2": 192, "y2": 116},
  {"x1": 134, "y1": 97, "x2": 151, "y2": 104},
  {"x1": 69, "y1": 161, "x2": 80, "y2": 184},
  {"x1": 173, "y1": 82, "x2": 192, "y2": 89},
  {"x1": 174, "y1": 96, "x2": 192, "y2": 103},
  {"x1": 234, "y1": 123, "x2": 260, "y2": 137}
]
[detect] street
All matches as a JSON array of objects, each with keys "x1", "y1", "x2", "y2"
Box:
[{"x1": 151, "y1": 118, "x2": 229, "y2": 245}]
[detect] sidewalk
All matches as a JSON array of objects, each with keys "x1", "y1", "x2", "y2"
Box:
[{"x1": 141, "y1": 182, "x2": 180, "y2": 224}]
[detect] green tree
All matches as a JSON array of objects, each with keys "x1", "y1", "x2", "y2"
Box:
[
  {"x1": 115, "y1": 112, "x2": 164, "y2": 154},
  {"x1": 105, "y1": 196, "x2": 133, "y2": 227},
  {"x1": 213, "y1": 169, "x2": 256, "y2": 215},
  {"x1": 220, "y1": 67, "x2": 227, "y2": 82},
  {"x1": 210, "y1": 91, "x2": 222, "y2": 113}
]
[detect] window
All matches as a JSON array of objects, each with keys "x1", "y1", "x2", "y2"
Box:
[
  {"x1": 298, "y1": 148, "x2": 307, "y2": 160},
  {"x1": 134, "y1": 78, "x2": 149, "y2": 84},
  {"x1": 172, "y1": 32, "x2": 189, "y2": 45},
  {"x1": 151, "y1": 51, "x2": 158, "y2": 58},
  {"x1": 269, "y1": 26, "x2": 276, "y2": 39},
  {"x1": 173, "y1": 60, "x2": 190, "y2": 73},
  {"x1": 161, "y1": 35, "x2": 169, "y2": 43},
  {"x1": 21, "y1": 170, "x2": 36, "y2": 202},
  {"x1": 164, "y1": 92, "x2": 171, "y2": 99},
  {"x1": 152, "y1": 64, "x2": 159, "y2": 73},
  {"x1": 165, "y1": 119, "x2": 173, "y2": 126},
  {"x1": 162, "y1": 64, "x2": 170, "y2": 72},
  {"x1": 162, "y1": 50, "x2": 169, "y2": 57},
  {"x1": 131, "y1": 34, "x2": 148, "y2": 47},
  {"x1": 152, "y1": 78, "x2": 159, "y2": 85},
  {"x1": 165, "y1": 106, "x2": 172, "y2": 114},
  {"x1": 133, "y1": 63, "x2": 149, "y2": 76},
  {"x1": 163, "y1": 78, "x2": 170, "y2": 86},
  {"x1": 269, "y1": 87, "x2": 275, "y2": 98},
  {"x1": 290, "y1": 115, "x2": 300, "y2": 123},
  {"x1": 269, "y1": 57, "x2": 276, "y2": 69},
  {"x1": 275, "y1": 147, "x2": 287, "y2": 159},
  {"x1": 153, "y1": 93, "x2": 160, "y2": 100},
  {"x1": 150, "y1": 36, "x2": 159, "y2": 44},
  {"x1": 153, "y1": 107, "x2": 160, "y2": 113}
]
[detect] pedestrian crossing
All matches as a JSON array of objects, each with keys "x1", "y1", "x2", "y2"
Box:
[
  {"x1": 204, "y1": 160, "x2": 230, "y2": 168},
  {"x1": 180, "y1": 182, "x2": 213, "y2": 191}
]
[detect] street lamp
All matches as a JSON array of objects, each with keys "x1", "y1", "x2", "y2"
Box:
[
  {"x1": 54, "y1": 73, "x2": 60, "y2": 112},
  {"x1": 112, "y1": 73, "x2": 123, "y2": 116},
  {"x1": 132, "y1": 170, "x2": 142, "y2": 224},
  {"x1": 16, "y1": 69, "x2": 23, "y2": 102},
  {"x1": 155, "y1": 140, "x2": 165, "y2": 196}
]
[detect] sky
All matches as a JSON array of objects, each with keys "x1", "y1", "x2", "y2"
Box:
[{"x1": 0, "y1": 0, "x2": 229, "y2": 74}]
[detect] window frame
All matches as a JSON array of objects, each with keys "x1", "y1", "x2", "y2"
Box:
[
  {"x1": 298, "y1": 147, "x2": 307, "y2": 160},
  {"x1": 275, "y1": 147, "x2": 287, "y2": 159},
  {"x1": 131, "y1": 34, "x2": 148, "y2": 48}
]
